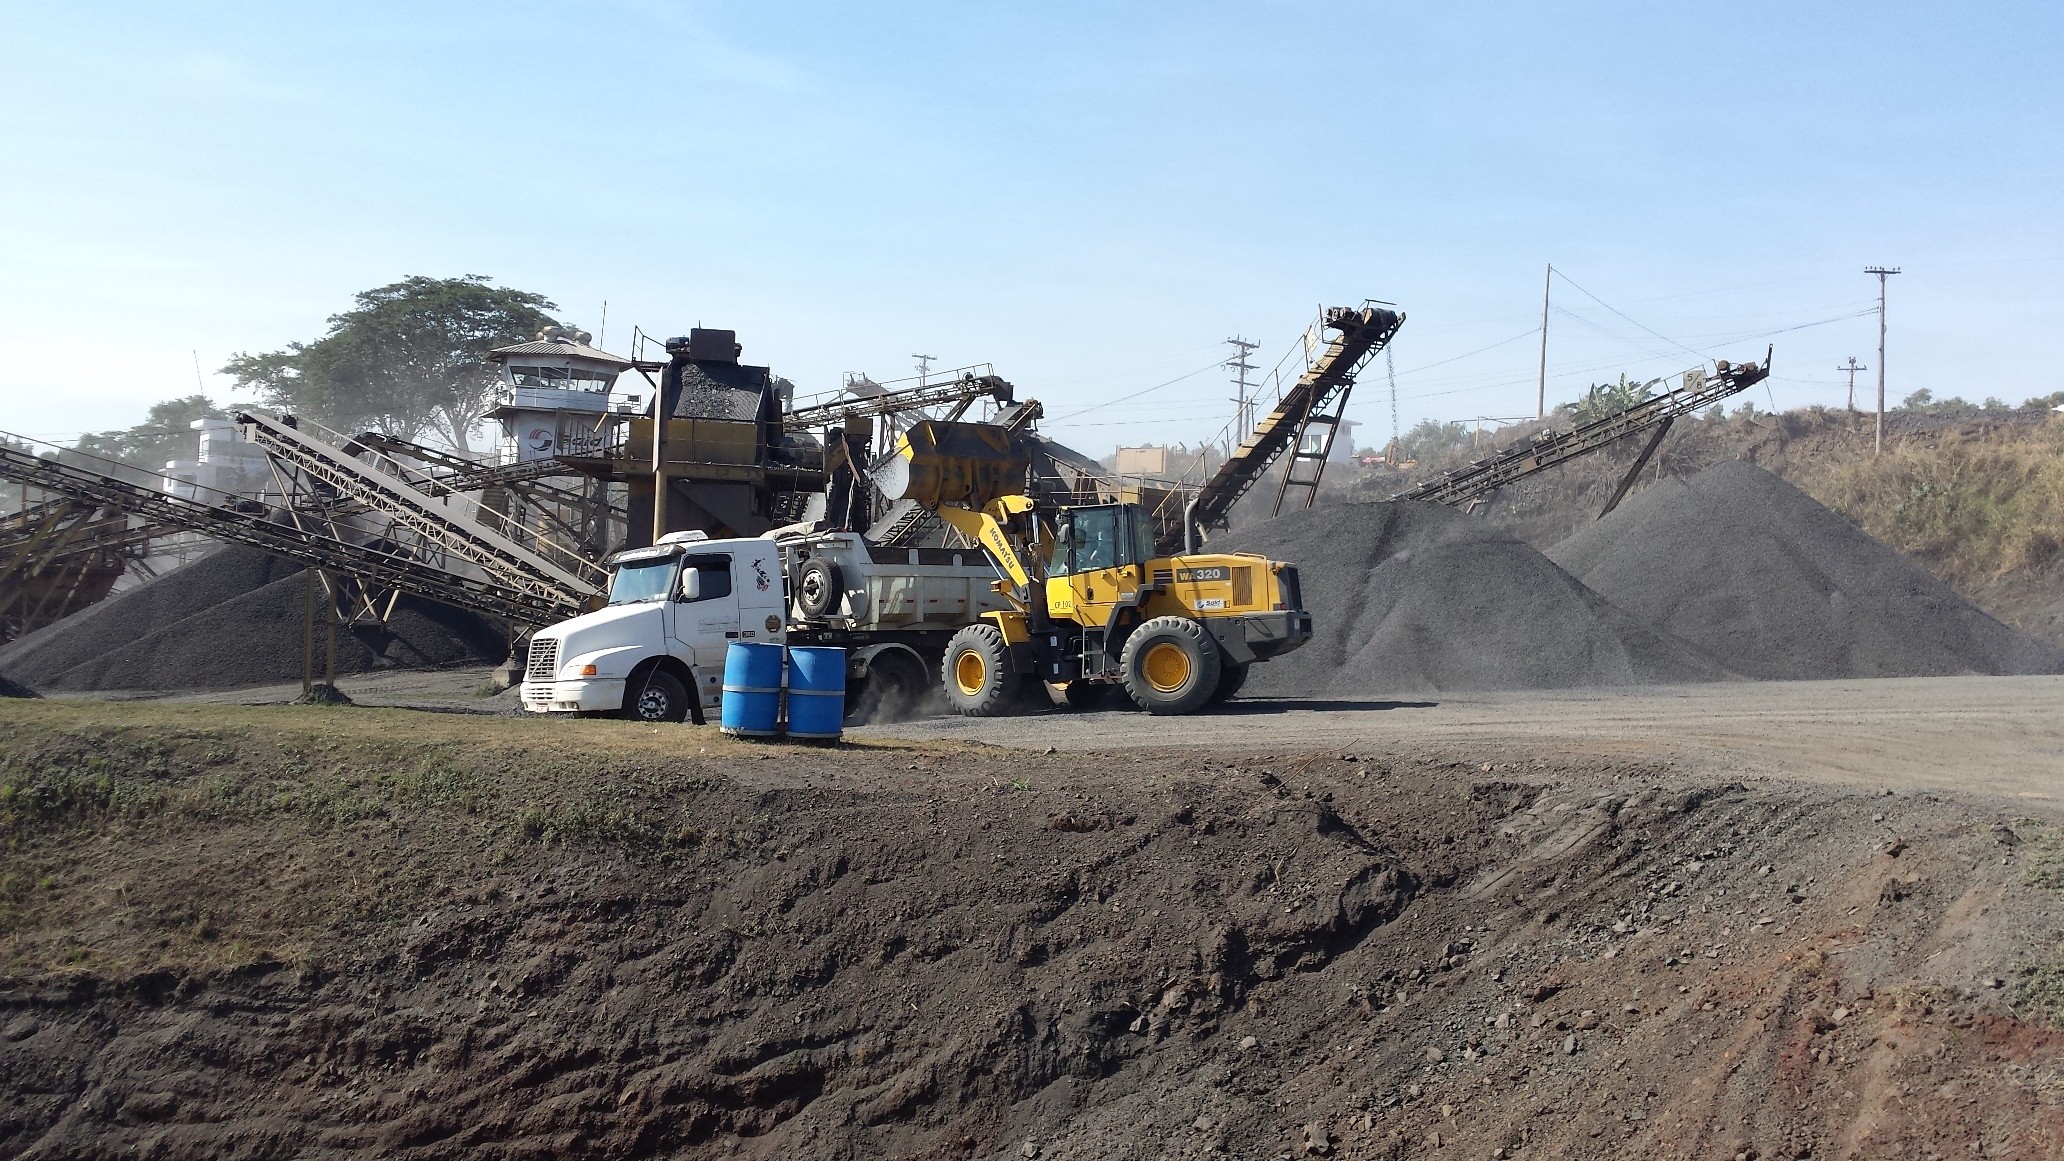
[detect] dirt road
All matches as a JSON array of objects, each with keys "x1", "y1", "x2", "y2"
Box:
[{"x1": 870, "y1": 674, "x2": 2064, "y2": 805}]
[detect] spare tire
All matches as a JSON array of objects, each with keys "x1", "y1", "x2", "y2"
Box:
[{"x1": 794, "y1": 557, "x2": 844, "y2": 618}]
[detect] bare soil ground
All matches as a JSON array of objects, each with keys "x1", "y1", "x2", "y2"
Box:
[{"x1": 3, "y1": 695, "x2": 2062, "y2": 1160}]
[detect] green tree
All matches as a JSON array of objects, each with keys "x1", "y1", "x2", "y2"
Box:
[
  {"x1": 1395, "y1": 418, "x2": 1472, "y2": 463},
  {"x1": 221, "y1": 275, "x2": 558, "y2": 451},
  {"x1": 1565, "y1": 373, "x2": 1660, "y2": 424},
  {"x1": 73, "y1": 394, "x2": 228, "y2": 470}
]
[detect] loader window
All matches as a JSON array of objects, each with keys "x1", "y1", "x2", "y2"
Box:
[
  {"x1": 1071, "y1": 507, "x2": 1120, "y2": 573},
  {"x1": 1128, "y1": 507, "x2": 1155, "y2": 565}
]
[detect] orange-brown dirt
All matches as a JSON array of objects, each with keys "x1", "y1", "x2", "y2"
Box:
[{"x1": 1, "y1": 702, "x2": 2060, "y2": 1160}]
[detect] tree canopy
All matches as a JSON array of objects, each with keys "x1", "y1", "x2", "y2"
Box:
[
  {"x1": 73, "y1": 394, "x2": 229, "y2": 470},
  {"x1": 221, "y1": 275, "x2": 558, "y2": 451}
]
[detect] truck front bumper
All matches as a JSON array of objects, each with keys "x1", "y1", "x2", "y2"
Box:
[
  {"x1": 520, "y1": 678, "x2": 625, "y2": 714},
  {"x1": 1206, "y1": 610, "x2": 1313, "y2": 666}
]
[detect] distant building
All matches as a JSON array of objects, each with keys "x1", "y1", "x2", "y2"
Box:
[
  {"x1": 1113, "y1": 446, "x2": 1170, "y2": 477},
  {"x1": 486, "y1": 327, "x2": 635, "y2": 464}
]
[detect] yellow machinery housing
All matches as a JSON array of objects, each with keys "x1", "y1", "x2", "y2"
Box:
[{"x1": 881, "y1": 420, "x2": 1312, "y2": 716}]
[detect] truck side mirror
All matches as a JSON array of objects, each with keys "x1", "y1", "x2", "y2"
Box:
[{"x1": 678, "y1": 568, "x2": 701, "y2": 602}]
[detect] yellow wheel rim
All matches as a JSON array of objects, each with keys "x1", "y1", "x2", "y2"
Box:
[
  {"x1": 1141, "y1": 641, "x2": 1192, "y2": 694},
  {"x1": 954, "y1": 650, "x2": 987, "y2": 697}
]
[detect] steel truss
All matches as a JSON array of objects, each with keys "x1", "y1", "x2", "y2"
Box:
[{"x1": 1389, "y1": 351, "x2": 1771, "y2": 508}]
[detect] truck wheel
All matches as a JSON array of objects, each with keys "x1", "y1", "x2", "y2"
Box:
[
  {"x1": 942, "y1": 624, "x2": 1026, "y2": 717},
  {"x1": 621, "y1": 670, "x2": 690, "y2": 723},
  {"x1": 793, "y1": 558, "x2": 844, "y2": 618},
  {"x1": 852, "y1": 650, "x2": 930, "y2": 723},
  {"x1": 1120, "y1": 616, "x2": 1223, "y2": 716},
  {"x1": 1208, "y1": 663, "x2": 1250, "y2": 705}
]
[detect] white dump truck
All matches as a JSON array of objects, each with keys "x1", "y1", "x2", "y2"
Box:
[{"x1": 519, "y1": 529, "x2": 1007, "y2": 723}]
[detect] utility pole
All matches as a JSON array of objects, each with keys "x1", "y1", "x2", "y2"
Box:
[
  {"x1": 1536, "y1": 263, "x2": 1552, "y2": 420},
  {"x1": 1865, "y1": 266, "x2": 1900, "y2": 454},
  {"x1": 912, "y1": 354, "x2": 935, "y2": 388},
  {"x1": 1223, "y1": 336, "x2": 1259, "y2": 444},
  {"x1": 1837, "y1": 357, "x2": 1867, "y2": 412}
]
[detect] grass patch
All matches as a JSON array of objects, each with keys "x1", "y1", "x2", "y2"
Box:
[{"x1": 1798, "y1": 426, "x2": 2064, "y2": 589}]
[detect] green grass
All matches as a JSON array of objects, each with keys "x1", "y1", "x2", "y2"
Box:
[{"x1": 1799, "y1": 425, "x2": 2064, "y2": 589}]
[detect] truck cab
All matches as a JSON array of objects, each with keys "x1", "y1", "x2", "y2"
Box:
[{"x1": 520, "y1": 531, "x2": 785, "y2": 722}]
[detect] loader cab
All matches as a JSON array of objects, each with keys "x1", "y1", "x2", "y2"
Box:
[
  {"x1": 1047, "y1": 503, "x2": 1156, "y2": 578},
  {"x1": 1045, "y1": 503, "x2": 1157, "y2": 621}
]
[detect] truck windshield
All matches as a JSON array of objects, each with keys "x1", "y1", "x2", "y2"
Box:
[{"x1": 608, "y1": 557, "x2": 677, "y2": 605}]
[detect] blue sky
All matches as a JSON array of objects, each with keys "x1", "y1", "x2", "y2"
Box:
[{"x1": 3, "y1": 1, "x2": 2059, "y2": 456}]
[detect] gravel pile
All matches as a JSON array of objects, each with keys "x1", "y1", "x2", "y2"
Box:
[
  {"x1": 0, "y1": 670, "x2": 37, "y2": 698},
  {"x1": 0, "y1": 546, "x2": 508, "y2": 693},
  {"x1": 1214, "y1": 500, "x2": 1732, "y2": 698},
  {"x1": 1547, "y1": 461, "x2": 2064, "y2": 680}
]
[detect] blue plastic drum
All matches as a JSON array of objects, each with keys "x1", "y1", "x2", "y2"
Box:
[
  {"x1": 784, "y1": 645, "x2": 848, "y2": 741},
  {"x1": 721, "y1": 642, "x2": 783, "y2": 737}
]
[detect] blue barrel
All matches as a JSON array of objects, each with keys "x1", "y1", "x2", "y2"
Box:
[
  {"x1": 721, "y1": 642, "x2": 783, "y2": 737},
  {"x1": 784, "y1": 646, "x2": 848, "y2": 741}
]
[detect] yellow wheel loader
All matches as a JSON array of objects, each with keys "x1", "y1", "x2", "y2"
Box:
[{"x1": 876, "y1": 420, "x2": 1311, "y2": 716}]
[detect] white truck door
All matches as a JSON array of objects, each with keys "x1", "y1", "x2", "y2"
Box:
[{"x1": 667, "y1": 553, "x2": 744, "y2": 712}]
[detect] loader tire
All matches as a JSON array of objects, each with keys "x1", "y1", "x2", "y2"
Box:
[
  {"x1": 1120, "y1": 616, "x2": 1223, "y2": 716},
  {"x1": 1208, "y1": 663, "x2": 1250, "y2": 705},
  {"x1": 942, "y1": 624, "x2": 1027, "y2": 717}
]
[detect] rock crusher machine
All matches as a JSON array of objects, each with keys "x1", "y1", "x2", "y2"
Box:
[{"x1": 875, "y1": 420, "x2": 1312, "y2": 716}]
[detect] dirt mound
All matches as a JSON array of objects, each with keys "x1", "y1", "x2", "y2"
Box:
[
  {"x1": 0, "y1": 545, "x2": 507, "y2": 692},
  {"x1": 1548, "y1": 461, "x2": 2064, "y2": 680},
  {"x1": 1214, "y1": 501, "x2": 1732, "y2": 697},
  {"x1": 2, "y1": 709, "x2": 2059, "y2": 1159}
]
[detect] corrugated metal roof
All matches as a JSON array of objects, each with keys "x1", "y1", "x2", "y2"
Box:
[{"x1": 489, "y1": 338, "x2": 634, "y2": 369}]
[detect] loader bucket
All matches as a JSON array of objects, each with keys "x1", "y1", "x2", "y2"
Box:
[{"x1": 874, "y1": 420, "x2": 1031, "y2": 511}]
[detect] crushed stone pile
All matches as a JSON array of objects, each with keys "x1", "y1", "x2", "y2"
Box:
[
  {"x1": 1213, "y1": 500, "x2": 1732, "y2": 698},
  {"x1": 1547, "y1": 460, "x2": 2064, "y2": 680},
  {"x1": 0, "y1": 546, "x2": 508, "y2": 693},
  {"x1": 0, "y1": 670, "x2": 38, "y2": 698}
]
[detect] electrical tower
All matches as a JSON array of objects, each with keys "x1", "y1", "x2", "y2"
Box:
[
  {"x1": 1864, "y1": 267, "x2": 1900, "y2": 454},
  {"x1": 1223, "y1": 336, "x2": 1259, "y2": 450},
  {"x1": 1386, "y1": 346, "x2": 1399, "y2": 462},
  {"x1": 1837, "y1": 356, "x2": 1867, "y2": 412}
]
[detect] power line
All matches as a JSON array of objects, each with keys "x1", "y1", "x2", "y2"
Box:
[
  {"x1": 1047, "y1": 356, "x2": 1227, "y2": 422},
  {"x1": 1550, "y1": 267, "x2": 1712, "y2": 362}
]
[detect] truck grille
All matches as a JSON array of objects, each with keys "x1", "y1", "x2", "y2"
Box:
[{"x1": 526, "y1": 638, "x2": 559, "y2": 683}]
